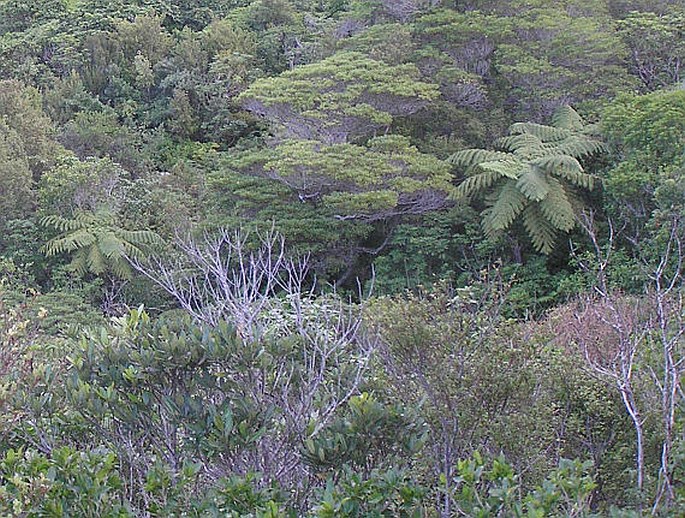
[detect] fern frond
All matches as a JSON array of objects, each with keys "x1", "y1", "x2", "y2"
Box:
[
  {"x1": 99, "y1": 234, "x2": 125, "y2": 259},
  {"x1": 478, "y1": 159, "x2": 524, "y2": 179},
  {"x1": 516, "y1": 167, "x2": 550, "y2": 202},
  {"x1": 538, "y1": 178, "x2": 576, "y2": 232},
  {"x1": 551, "y1": 136, "x2": 604, "y2": 158},
  {"x1": 457, "y1": 170, "x2": 504, "y2": 197},
  {"x1": 552, "y1": 105, "x2": 584, "y2": 131},
  {"x1": 448, "y1": 149, "x2": 511, "y2": 168},
  {"x1": 117, "y1": 229, "x2": 162, "y2": 246},
  {"x1": 43, "y1": 230, "x2": 97, "y2": 256},
  {"x1": 70, "y1": 248, "x2": 89, "y2": 276},
  {"x1": 40, "y1": 214, "x2": 84, "y2": 232},
  {"x1": 550, "y1": 167, "x2": 595, "y2": 190},
  {"x1": 522, "y1": 204, "x2": 557, "y2": 255},
  {"x1": 531, "y1": 154, "x2": 583, "y2": 173},
  {"x1": 110, "y1": 257, "x2": 133, "y2": 279},
  {"x1": 482, "y1": 181, "x2": 527, "y2": 234},
  {"x1": 510, "y1": 122, "x2": 572, "y2": 142},
  {"x1": 120, "y1": 241, "x2": 146, "y2": 259},
  {"x1": 448, "y1": 105, "x2": 605, "y2": 255},
  {"x1": 496, "y1": 133, "x2": 542, "y2": 153},
  {"x1": 87, "y1": 244, "x2": 106, "y2": 275},
  {"x1": 74, "y1": 211, "x2": 100, "y2": 224}
]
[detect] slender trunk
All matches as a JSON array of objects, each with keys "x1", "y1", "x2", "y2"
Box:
[
  {"x1": 653, "y1": 359, "x2": 677, "y2": 512},
  {"x1": 620, "y1": 386, "x2": 644, "y2": 498},
  {"x1": 653, "y1": 290, "x2": 679, "y2": 512}
]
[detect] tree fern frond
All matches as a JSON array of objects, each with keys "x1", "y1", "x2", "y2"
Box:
[
  {"x1": 43, "y1": 230, "x2": 97, "y2": 256},
  {"x1": 457, "y1": 169, "x2": 505, "y2": 197},
  {"x1": 482, "y1": 181, "x2": 527, "y2": 234},
  {"x1": 478, "y1": 159, "x2": 525, "y2": 179},
  {"x1": 496, "y1": 133, "x2": 543, "y2": 152},
  {"x1": 70, "y1": 248, "x2": 89, "y2": 276},
  {"x1": 99, "y1": 234, "x2": 126, "y2": 259},
  {"x1": 510, "y1": 122, "x2": 573, "y2": 141},
  {"x1": 87, "y1": 244, "x2": 106, "y2": 275},
  {"x1": 110, "y1": 257, "x2": 133, "y2": 279},
  {"x1": 516, "y1": 167, "x2": 550, "y2": 202},
  {"x1": 531, "y1": 154, "x2": 584, "y2": 173},
  {"x1": 120, "y1": 240, "x2": 146, "y2": 259},
  {"x1": 87, "y1": 209, "x2": 115, "y2": 225},
  {"x1": 538, "y1": 178, "x2": 576, "y2": 232},
  {"x1": 448, "y1": 105, "x2": 605, "y2": 254},
  {"x1": 552, "y1": 105, "x2": 584, "y2": 131},
  {"x1": 41, "y1": 214, "x2": 83, "y2": 233},
  {"x1": 117, "y1": 229, "x2": 162, "y2": 246},
  {"x1": 582, "y1": 122, "x2": 602, "y2": 138},
  {"x1": 522, "y1": 204, "x2": 558, "y2": 255},
  {"x1": 551, "y1": 136, "x2": 604, "y2": 158},
  {"x1": 448, "y1": 149, "x2": 511, "y2": 168},
  {"x1": 41, "y1": 209, "x2": 158, "y2": 279},
  {"x1": 550, "y1": 167, "x2": 596, "y2": 189}
]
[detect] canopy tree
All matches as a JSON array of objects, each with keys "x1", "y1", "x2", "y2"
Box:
[
  {"x1": 414, "y1": 5, "x2": 634, "y2": 120},
  {"x1": 238, "y1": 51, "x2": 439, "y2": 143},
  {"x1": 0, "y1": 120, "x2": 34, "y2": 223},
  {"x1": 230, "y1": 135, "x2": 454, "y2": 222},
  {"x1": 617, "y1": 9, "x2": 685, "y2": 91}
]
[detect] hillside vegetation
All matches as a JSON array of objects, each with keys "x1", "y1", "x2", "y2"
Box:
[{"x1": 2, "y1": 0, "x2": 685, "y2": 515}]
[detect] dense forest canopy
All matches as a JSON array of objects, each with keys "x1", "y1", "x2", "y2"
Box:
[{"x1": 2, "y1": 0, "x2": 685, "y2": 515}]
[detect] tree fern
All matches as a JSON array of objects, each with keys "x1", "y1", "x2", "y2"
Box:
[
  {"x1": 450, "y1": 105, "x2": 603, "y2": 253},
  {"x1": 41, "y1": 209, "x2": 162, "y2": 279}
]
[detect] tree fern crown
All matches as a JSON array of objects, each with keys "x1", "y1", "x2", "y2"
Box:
[
  {"x1": 449, "y1": 105, "x2": 604, "y2": 254},
  {"x1": 41, "y1": 210, "x2": 162, "y2": 279}
]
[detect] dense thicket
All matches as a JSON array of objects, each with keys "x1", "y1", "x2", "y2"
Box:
[{"x1": 1, "y1": 0, "x2": 685, "y2": 515}]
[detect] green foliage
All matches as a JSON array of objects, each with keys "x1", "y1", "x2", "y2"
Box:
[
  {"x1": 601, "y1": 89, "x2": 685, "y2": 251},
  {"x1": 493, "y1": 7, "x2": 634, "y2": 118},
  {"x1": 451, "y1": 106, "x2": 603, "y2": 253},
  {"x1": 370, "y1": 203, "x2": 496, "y2": 293},
  {"x1": 60, "y1": 111, "x2": 151, "y2": 174},
  {"x1": 302, "y1": 393, "x2": 427, "y2": 473},
  {"x1": 314, "y1": 467, "x2": 427, "y2": 517},
  {"x1": 238, "y1": 51, "x2": 439, "y2": 142},
  {"x1": 231, "y1": 135, "x2": 454, "y2": 221},
  {"x1": 41, "y1": 209, "x2": 161, "y2": 279},
  {"x1": 0, "y1": 1, "x2": 682, "y2": 515},
  {"x1": 39, "y1": 154, "x2": 131, "y2": 215},
  {"x1": 0, "y1": 120, "x2": 34, "y2": 223},
  {"x1": 207, "y1": 167, "x2": 374, "y2": 276},
  {"x1": 414, "y1": 5, "x2": 635, "y2": 119},
  {"x1": 209, "y1": 473, "x2": 285, "y2": 517},
  {"x1": 603, "y1": 90, "x2": 685, "y2": 171},
  {"x1": 368, "y1": 284, "x2": 567, "y2": 487},
  {"x1": 617, "y1": 9, "x2": 685, "y2": 90},
  {"x1": 0, "y1": 447, "x2": 129, "y2": 517},
  {"x1": 0, "y1": 80, "x2": 58, "y2": 178},
  {"x1": 342, "y1": 23, "x2": 415, "y2": 65},
  {"x1": 65, "y1": 301, "x2": 374, "y2": 511},
  {"x1": 446, "y1": 453, "x2": 597, "y2": 517}
]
